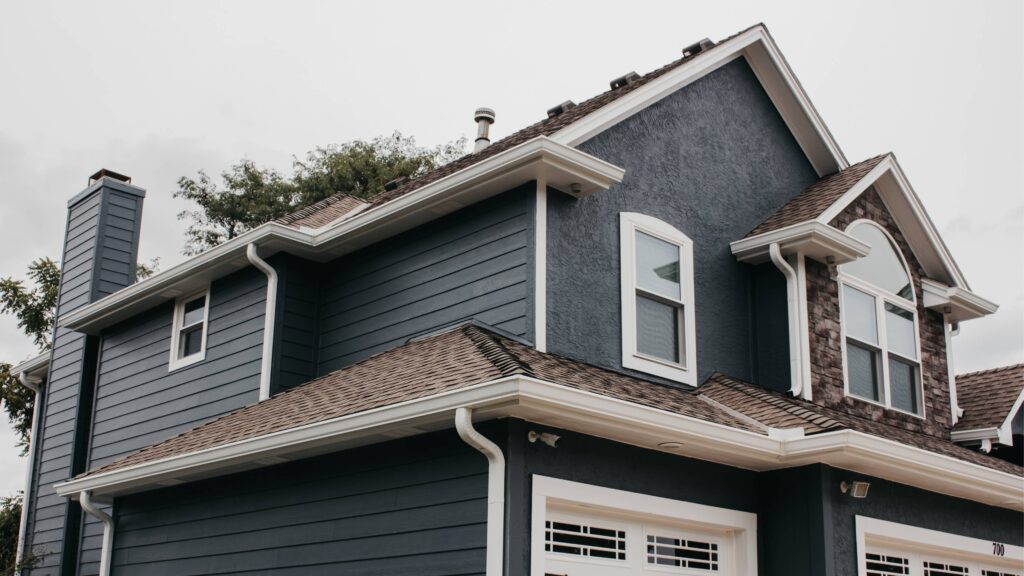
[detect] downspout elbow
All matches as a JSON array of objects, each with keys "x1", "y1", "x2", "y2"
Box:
[
  {"x1": 769, "y1": 243, "x2": 803, "y2": 398},
  {"x1": 246, "y1": 243, "x2": 279, "y2": 401},
  {"x1": 455, "y1": 407, "x2": 504, "y2": 576},
  {"x1": 80, "y1": 491, "x2": 114, "y2": 576}
]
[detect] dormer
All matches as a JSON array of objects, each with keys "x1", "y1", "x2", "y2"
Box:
[{"x1": 733, "y1": 153, "x2": 997, "y2": 436}]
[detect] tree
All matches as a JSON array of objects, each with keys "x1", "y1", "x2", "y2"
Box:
[{"x1": 175, "y1": 132, "x2": 465, "y2": 254}]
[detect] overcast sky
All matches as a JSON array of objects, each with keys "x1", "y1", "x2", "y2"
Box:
[{"x1": 0, "y1": 0, "x2": 1020, "y2": 495}]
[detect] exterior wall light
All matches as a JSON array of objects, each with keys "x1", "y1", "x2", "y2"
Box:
[
  {"x1": 841, "y1": 480, "x2": 871, "y2": 498},
  {"x1": 528, "y1": 430, "x2": 560, "y2": 448}
]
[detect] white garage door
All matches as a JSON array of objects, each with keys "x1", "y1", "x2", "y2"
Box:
[
  {"x1": 543, "y1": 505, "x2": 734, "y2": 576},
  {"x1": 866, "y1": 544, "x2": 1022, "y2": 576}
]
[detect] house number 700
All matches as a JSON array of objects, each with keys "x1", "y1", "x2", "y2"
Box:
[{"x1": 992, "y1": 542, "x2": 1005, "y2": 556}]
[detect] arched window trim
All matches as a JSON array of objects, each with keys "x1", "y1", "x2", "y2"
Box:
[
  {"x1": 838, "y1": 219, "x2": 925, "y2": 418},
  {"x1": 619, "y1": 212, "x2": 697, "y2": 385}
]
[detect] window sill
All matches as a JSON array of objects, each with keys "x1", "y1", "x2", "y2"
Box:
[{"x1": 168, "y1": 352, "x2": 206, "y2": 372}]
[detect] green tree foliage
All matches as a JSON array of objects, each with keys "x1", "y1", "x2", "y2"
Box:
[
  {"x1": 0, "y1": 492, "x2": 40, "y2": 576},
  {"x1": 175, "y1": 132, "x2": 465, "y2": 254}
]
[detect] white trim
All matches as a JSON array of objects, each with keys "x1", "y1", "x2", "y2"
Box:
[
  {"x1": 52, "y1": 375, "x2": 1024, "y2": 511},
  {"x1": 11, "y1": 352, "x2": 48, "y2": 377},
  {"x1": 246, "y1": 243, "x2": 279, "y2": 401},
  {"x1": 531, "y1": 476, "x2": 758, "y2": 576},
  {"x1": 60, "y1": 136, "x2": 625, "y2": 335},
  {"x1": 730, "y1": 220, "x2": 870, "y2": 265},
  {"x1": 770, "y1": 244, "x2": 805, "y2": 398},
  {"x1": 534, "y1": 180, "x2": 547, "y2": 353},
  {"x1": 855, "y1": 516, "x2": 1024, "y2": 576},
  {"x1": 550, "y1": 25, "x2": 847, "y2": 176},
  {"x1": 619, "y1": 212, "x2": 697, "y2": 385},
  {"x1": 795, "y1": 252, "x2": 813, "y2": 400},
  {"x1": 839, "y1": 220, "x2": 926, "y2": 418},
  {"x1": 167, "y1": 288, "x2": 210, "y2": 371},
  {"x1": 455, "y1": 407, "x2": 504, "y2": 576},
  {"x1": 922, "y1": 278, "x2": 999, "y2": 323}
]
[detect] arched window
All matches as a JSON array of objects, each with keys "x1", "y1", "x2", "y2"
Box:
[
  {"x1": 839, "y1": 221, "x2": 923, "y2": 415},
  {"x1": 620, "y1": 213, "x2": 697, "y2": 385}
]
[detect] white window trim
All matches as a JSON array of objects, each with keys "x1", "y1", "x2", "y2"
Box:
[
  {"x1": 856, "y1": 516, "x2": 1024, "y2": 576},
  {"x1": 531, "y1": 475, "x2": 757, "y2": 576},
  {"x1": 168, "y1": 288, "x2": 210, "y2": 371},
  {"x1": 839, "y1": 219, "x2": 925, "y2": 418},
  {"x1": 620, "y1": 212, "x2": 697, "y2": 385}
]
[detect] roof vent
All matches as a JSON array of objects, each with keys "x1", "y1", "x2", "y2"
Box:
[
  {"x1": 474, "y1": 107, "x2": 496, "y2": 153},
  {"x1": 383, "y1": 176, "x2": 409, "y2": 192},
  {"x1": 610, "y1": 72, "x2": 640, "y2": 90},
  {"x1": 546, "y1": 100, "x2": 577, "y2": 118},
  {"x1": 681, "y1": 38, "x2": 714, "y2": 58},
  {"x1": 88, "y1": 168, "x2": 131, "y2": 186}
]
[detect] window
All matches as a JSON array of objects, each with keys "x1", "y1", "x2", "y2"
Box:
[
  {"x1": 533, "y1": 476, "x2": 757, "y2": 576},
  {"x1": 620, "y1": 213, "x2": 696, "y2": 385},
  {"x1": 839, "y1": 221, "x2": 923, "y2": 415},
  {"x1": 169, "y1": 290, "x2": 209, "y2": 370},
  {"x1": 857, "y1": 516, "x2": 1023, "y2": 576}
]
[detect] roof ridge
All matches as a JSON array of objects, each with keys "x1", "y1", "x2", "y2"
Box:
[
  {"x1": 462, "y1": 325, "x2": 535, "y2": 378},
  {"x1": 709, "y1": 374, "x2": 844, "y2": 431},
  {"x1": 957, "y1": 363, "x2": 1024, "y2": 379}
]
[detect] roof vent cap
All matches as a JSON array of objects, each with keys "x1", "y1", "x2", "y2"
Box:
[
  {"x1": 610, "y1": 71, "x2": 640, "y2": 90},
  {"x1": 88, "y1": 168, "x2": 131, "y2": 186},
  {"x1": 474, "y1": 107, "x2": 496, "y2": 153},
  {"x1": 546, "y1": 100, "x2": 577, "y2": 118},
  {"x1": 681, "y1": 38, "x2": 714, "y2": 58},
  {"x1": 383, "y1": 176, "x2": 409, "y2": 192}
]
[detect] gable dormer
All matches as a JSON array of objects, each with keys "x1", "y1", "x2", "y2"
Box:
[{"x1": 734, "y1": 153, "x2": 997, "y2": 437}]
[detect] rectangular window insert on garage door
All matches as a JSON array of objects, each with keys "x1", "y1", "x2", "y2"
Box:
[
  {"x1": 858, "y1": 516, "x2": 1023, "y2": 576},
  {"x1": 533, "y1": 476, "x2": 757, "y2": 576}
]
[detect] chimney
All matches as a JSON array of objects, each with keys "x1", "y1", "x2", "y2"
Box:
[
  {"x1": 21, "y1": 169, "x2": 146, "y2": 574},
  {"x1": 474, "y1": 107, "x2": 496, "y2": 153}
]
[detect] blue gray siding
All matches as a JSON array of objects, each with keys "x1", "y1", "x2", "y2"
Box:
[
  {"x1": 317, "y1": 187, "x2": 532, "y2": 374},
  {"x1": 26, "y1": 179, "x2": 145, "y2": 576},
  {"x1": 271, "y1": 254, "x2": 319, "y2": 392},
  {"x1": 76, "y1": 267, "x2": 266, "y2": 574},
  {"x1": 545, "y1": 57, "x2": 819, "y2": 386},
  {"x1": 111, "y1": 430, "x2": 487, "y2": 575}
]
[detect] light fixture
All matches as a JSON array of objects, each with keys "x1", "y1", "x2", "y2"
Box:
[
  {"x1": 528, "y1": 430, "x2": 560, "y2": 448},
  {"x1": 840, "y1": 480, "x2": 871, "y2": 499}
]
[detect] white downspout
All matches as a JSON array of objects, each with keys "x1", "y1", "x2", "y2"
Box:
[
  {"x1": 455, "y1": 407, "x2": 504, "y2": 576},
  {"x1": 246, "y1": 243, "x2": 278, "y2": 401},
  {"x1": 15, "y1": 372, "x2": 42, "y2": 575},
  {"x1": 79, "y1": 491, "x2": 113, "y2": 576},
  {"x1": 946, "y1": 320, "x2": 963, "y2": 424},
  {"x1": 769, "y1": 243, "x2": 803, "y2": 398}
]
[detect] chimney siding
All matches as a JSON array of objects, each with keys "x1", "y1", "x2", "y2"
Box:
[{"x1": 23, "y1": 177, "x2": 145, "y2": 576}]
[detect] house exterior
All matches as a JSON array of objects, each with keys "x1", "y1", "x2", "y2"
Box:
[{"x1": 11, "y1": 23, "x2": 1023, "y2": 576}]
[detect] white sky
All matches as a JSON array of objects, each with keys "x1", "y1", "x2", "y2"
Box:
[{"x1": 0, "y1": 0, "x2": 1020, "y2": 495}]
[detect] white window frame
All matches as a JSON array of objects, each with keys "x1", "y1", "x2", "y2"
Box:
[
  {"x1": 168, "y1": 289, "x2": 210, "y2": 371},
  {"x1": 839, "y1": 219, "x2": 925, "y2": 418},
  {"x1": 856, "y1": 516, "x2": 1023, "y2": 576},
  {"x1": 531, "y1": 475, "x2": 757, "y2": 576},
  {"x1": 620, "y1": 212, "x2": 697, "y2": 386}
]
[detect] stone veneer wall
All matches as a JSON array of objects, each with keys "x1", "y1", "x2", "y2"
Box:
[{"x1": 806, "y1": 187, "x2": 951, "y2": 437}]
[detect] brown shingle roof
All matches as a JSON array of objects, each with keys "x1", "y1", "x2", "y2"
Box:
[
  {"x1": 701, "y1": 374, "x2": 1023, "y2": 476},
  {"x1": 745, "y1": 154, "x2": 888, "y2": 237},
  {"x1": 955, "y1": 364, "x2": 1024, "y2": 431},
  {"x1": 279, "y1": 194, "x2": 367, "y2": 229},
  {"x1": 77, "y1": 325, "x2": 758, "y2": 479},
  {"x1": 275, "y1": 27, "x2": 764, "y2": 229}
]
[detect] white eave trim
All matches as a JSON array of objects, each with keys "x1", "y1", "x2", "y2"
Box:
[
  {"x1": 730, "y1": 220, "x2": 870, "y2": 265},
  {"x1": 921, "y1": 278, "x2": 999, "y2": 323},
  {"x1": 12, "y1": 352, "x2": 50, "y2": 379},
  {"x1": 54, "y1": 376, "x2": 1024, "y2": 511},
  {"x1": 551, "y1": 24, "x2": 847, "y2": 176},
  {"x1": 60, "y1": 137, "x2": 624, "y2": 334}
]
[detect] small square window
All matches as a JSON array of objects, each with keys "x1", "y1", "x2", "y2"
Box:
[{"x1": 169, "y1": 290, "x2": 209, "y2": 370}]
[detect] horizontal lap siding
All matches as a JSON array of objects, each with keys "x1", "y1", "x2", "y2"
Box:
[
  {"x1": 112, "y1": 430, "x2": 487, "y2": 576},
  {"x1": 272, "y1": 255, "x2": 319, "y2": 392},
  {"x1": 77, "y1": 267, "x2": 267, "y2": 575},
  {"x1": 317, "y1": 187, "x2": 531, "y2": 375}
]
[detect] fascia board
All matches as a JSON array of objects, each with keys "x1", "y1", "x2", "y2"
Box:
[
  {"x1": 551, "y1": 25, "x2": 847, "y2": 176},
  {"x1": 11, "y1": 352, "x2": 50, "y2": 378},
  {"x1": 730, "y1": 221, "x2": 870, "y2": 265},
  {"x1": 58, "y1": 137, "x2": 623, "y2": 334},
  {"x1": 784, "y1": 430, "x2": 1023, "y2": 510},
  {"x1": 949, "y1": 427, "x2": 1001, "y2": 443},
  {"x1": 921, "y1": 278, "x2": 998, "y2": 322}
]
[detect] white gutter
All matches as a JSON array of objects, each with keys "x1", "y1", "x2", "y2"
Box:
[
  {"x1": 15, "y1": 372, "x2": 42, "y2": 575},
  {"x1": 455, "y1": 407, "x2": 505, "y2": 576},
  {"x1": 79, "y1": 490, "x2": 113, "y2": 576},
  {"x1": 769, "y1": 243, "x2": 804, "y2": 398},
  {"x1": 246, "y1": 243, "x2": 279, "y2": 401}
]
